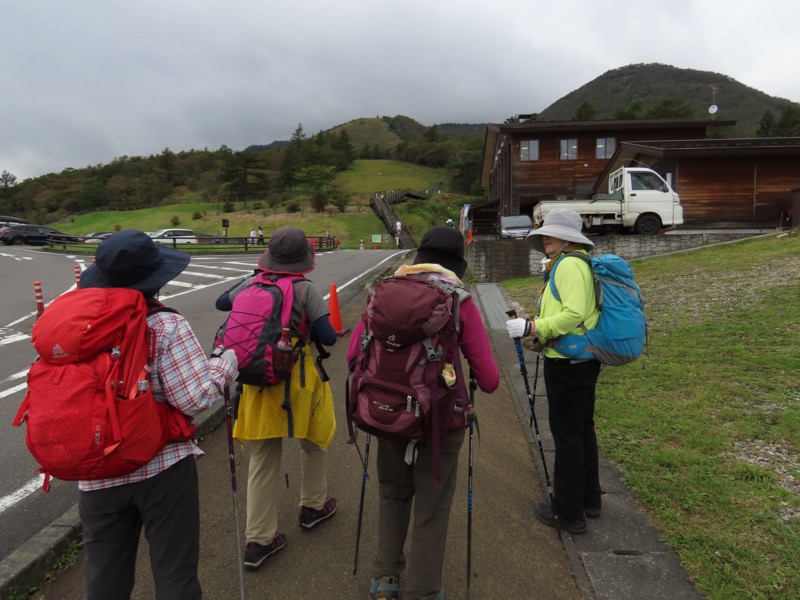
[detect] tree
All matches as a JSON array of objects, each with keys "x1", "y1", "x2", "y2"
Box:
[
  {"x1": 775, "y1": 103, "x2": 800, "y2": 136},
  {"x1": 280, "y1": 124, "x2": 306, "y2": 189},
  {"x1": 614, "y1": 99, "x2": 645, "y2": 119},
  {"x1": 575, "y1": 101, "x2": 596, "y2": 121},
  {"x1": 295, "y1": 164, "x2": 337, "y2": 212},
  {"x1": 645, "y1": 96, "x2": 694, "y2": 119},
  {"x1": 1, "y1": 170, "x2": 17, "y2": 188},
  {"x1": 756, "y1": 110, "x2": 775, "y2": 137}
]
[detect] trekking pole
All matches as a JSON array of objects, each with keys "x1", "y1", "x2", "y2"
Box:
[
  {"x1": 224, "y1": 386, "x2": 246, "y2": 600},
  {"x1": 352, "y1": 433, "x2": 371, "y2": 575},
  {"x1": 466, "y1": 373, "x2": 477, "y2": 598},
  {"x1": 505, "y1": 310, "x2": 555, "y2": 506}
]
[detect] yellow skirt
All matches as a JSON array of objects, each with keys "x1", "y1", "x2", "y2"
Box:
[{"x1": 232, "y1": 350, "x2": 336, "y2": 449}]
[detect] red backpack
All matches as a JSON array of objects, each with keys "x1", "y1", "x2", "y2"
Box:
[
  {"x1": 13, "y1": 288, "x2": 196, "y2": 491},
  {"x1": 346, "y1": 275, "x2": 471, "y2": 485}
]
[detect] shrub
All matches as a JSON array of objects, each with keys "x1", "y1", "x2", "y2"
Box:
[
  {"x1": 170, "y1": 215, "x2": 181, "y2": 226},
  {"x1": 192, "y1": 211, "x2": 203, "y2": 220},
  {"x1": 287, "y1": 202, "x2": 301, "y2": 213},
  {"x1": 223, "y1": 201, "x2": 235, "y2": 213},
  {"x1": 252, "y1": 202, "x2": 263, "y2": 211}
]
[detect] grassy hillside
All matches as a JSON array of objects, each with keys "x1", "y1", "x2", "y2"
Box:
[
  {"x1": 53, "y1": 160, "x2": 476, "y2": 248},
  {"x1": 537, "y1": 63, "x2": 797, "y2": 137}
]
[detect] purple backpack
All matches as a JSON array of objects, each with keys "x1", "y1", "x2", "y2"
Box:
[
  {"x1": 215, "y1": 273, "x2": 306, "y2": 387},
  {"x1": 347, "y1": 275, "x2": 471, "y2": 483}
]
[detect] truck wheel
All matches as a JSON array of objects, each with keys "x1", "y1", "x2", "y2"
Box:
[{"x1": 635, "y1": 215, "x2": 661, "y2": 235}]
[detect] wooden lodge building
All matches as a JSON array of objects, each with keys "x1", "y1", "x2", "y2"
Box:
[{"x1": 477, "y1": 118, "x2": 800, "y2": 233}]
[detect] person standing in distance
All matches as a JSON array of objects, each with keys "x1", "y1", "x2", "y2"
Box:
[
  {"x1": 506, "y1": 208, "x2": 601, "y2": 535},
  {"x1": 78, "y1": 230, "x2": 238, "y2": 599}
]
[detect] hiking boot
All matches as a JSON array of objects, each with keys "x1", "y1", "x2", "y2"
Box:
[
  {"x1": 299, "y1": 496, "x2": 337, "y2": 530},
  {"x1": 584, "y1": 506, "x2": 602, "y2": 518},
  {"x1": 243, "y1": 532, "x2": 287, "y2": 570},
  {"x1": 534, "y1": 501, "x2": 587, "y2": 534},
  {"x1": 369, "y1": 575, "x2": 399, "y2": 600}
]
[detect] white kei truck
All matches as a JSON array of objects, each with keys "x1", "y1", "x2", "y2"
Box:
[{"x1": 532, "y1": 167, "x2": 684, "y2": 235}]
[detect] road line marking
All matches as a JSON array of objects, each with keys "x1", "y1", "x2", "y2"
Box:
[
  {"x1": 181, "y1": 270, "x2": 227, "y2": 279},
  {"x1": 0, "y1": 382, "x2": 27, "y2": 399},
  {"x1": 0, "y1": 333, "x2": 30, "y2": 346},
  {"x1": 0, "y1": 475, "x2": 45, "y2": 514}
]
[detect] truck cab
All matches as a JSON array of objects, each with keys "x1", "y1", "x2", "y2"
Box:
[{"x1": 603, "y1": 167, "x2": 683, "y2": 234}]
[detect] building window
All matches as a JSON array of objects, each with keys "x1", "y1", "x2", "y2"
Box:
[
  {"x1": 520, "y1": 140, "x2": 539, "y2": 161},
  {"x1": 559, "y1": 138, "x2": 578, "y2": 160},
  {"x1": 596, "y1": 137, "x2": 616, "y2": 159}
]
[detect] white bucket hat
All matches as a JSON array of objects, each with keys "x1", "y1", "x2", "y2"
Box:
[{"x1": 526, "y1": 208, "x2": 594, "y2": 254}]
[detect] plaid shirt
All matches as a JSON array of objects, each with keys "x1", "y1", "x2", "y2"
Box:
[{"x1": 79, "y1": 311, "x2": 237, "y2": 491}]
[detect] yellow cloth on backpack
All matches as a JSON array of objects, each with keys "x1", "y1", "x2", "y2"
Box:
[{"x1": 232, "y1": 347, "x2": 336, "y2": 448}]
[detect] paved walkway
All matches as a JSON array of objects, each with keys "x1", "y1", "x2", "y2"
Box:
[{"x1": 0, "y1": 283, "x2": 702, "y2": 599}]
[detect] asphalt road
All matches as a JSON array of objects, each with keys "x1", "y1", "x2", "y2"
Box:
[{"x1": 0, "y1": 244, "x2": 407, "y2": 565}]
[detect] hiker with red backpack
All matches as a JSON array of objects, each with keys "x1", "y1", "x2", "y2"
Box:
[
  {"x1": 49, "y1": 230, "x2": 237, "y2": 599},
  {"x1": 215, "y1": 226, "x2": 339, "y2": 570},
  {"x1": 346, "y1": 226, "x2": 499, "y2": 600}
]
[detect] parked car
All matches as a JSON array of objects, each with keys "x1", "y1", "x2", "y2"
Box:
[
  {"x1": 82, "y1": 231, "x2": 114, "y2": 243},
  {"x1": 148, "y1": 228, "x2": 198, "y2": 244},
  {"x1": 498, "y1": 214, "x2": 533, "y2": 239},
  {"x1": 0, "y1": 224, "x2": 81, "y2": 246}
]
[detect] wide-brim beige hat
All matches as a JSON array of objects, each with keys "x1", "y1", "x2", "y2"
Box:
[{"x1": 526, "y1": 208, "x2": 594, "y2": 254}]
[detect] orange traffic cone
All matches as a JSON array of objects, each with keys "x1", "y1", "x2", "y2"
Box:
[{"x1": 328, "y1": 283, "x2": 348, "y2": 336}]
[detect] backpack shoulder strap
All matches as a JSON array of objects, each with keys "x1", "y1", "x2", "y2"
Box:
[{"x1": 548, "y1": 252, "x2": 594, "y2": 303}]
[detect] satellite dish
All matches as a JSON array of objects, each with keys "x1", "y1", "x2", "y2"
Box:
[{"x1": 708, "y1": 105, "x2": 718, "y2": 114}]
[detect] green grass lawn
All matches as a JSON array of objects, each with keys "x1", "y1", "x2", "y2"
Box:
[
  {"x1": 51, "y1": 160, "x2": 479, "y2": 249},
  {"x1": 501, "y1": 233, "x2": 800, "y2": 599}
]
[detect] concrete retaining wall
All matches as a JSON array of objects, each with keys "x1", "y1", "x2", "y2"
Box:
[{"x1": 466, "y1": 232, "x2": 758, "y2": 282}]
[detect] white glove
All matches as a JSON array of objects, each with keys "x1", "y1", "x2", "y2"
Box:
[
  {"x1": 506, "y1": 318, "x2": 531, "y2": 339},
  {"x1": 220, "y1": 349, "x2": 238, "y2": 370}
]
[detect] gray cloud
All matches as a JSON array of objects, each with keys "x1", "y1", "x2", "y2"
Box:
[{"x1": 3, "y1": 0, "x2": 798, "y2": 180}]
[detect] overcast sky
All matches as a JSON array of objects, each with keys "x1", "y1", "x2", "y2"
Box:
[{"x1": 4, "y1": 1, "x2": 799, "y2": 182}]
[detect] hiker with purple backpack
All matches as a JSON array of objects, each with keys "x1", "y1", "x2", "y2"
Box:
[
  {"x1": 347, "y1": 226, "x2": 499, "y2": 600},
  {"x1": 215, "y1": 226, "x2": 339, "y2": 570}
]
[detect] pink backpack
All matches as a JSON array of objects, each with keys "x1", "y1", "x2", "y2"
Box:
[
  {"x1": 346, "y1": 275, "x2": 471, "y2": 484},
  {"x1": 215, "y1": 273, "x2": 307, "y2": 387}
]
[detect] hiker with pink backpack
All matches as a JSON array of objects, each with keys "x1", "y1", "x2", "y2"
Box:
[
  {"x1": 215, "y1": 226, "x2": 339, "y2": 570},
  {"x1": 347, "y1": 226, "x2": 500, "y2": 600}
]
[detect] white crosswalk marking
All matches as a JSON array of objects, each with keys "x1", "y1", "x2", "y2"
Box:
[{"x1": 181, "y1": 270, "x2": 228, "y2": 280}]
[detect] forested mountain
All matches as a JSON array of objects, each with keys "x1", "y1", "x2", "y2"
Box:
[
  {"x1": 535, "y1": 63, "x2": 799, "y2": 137},
  {"x1": 2, "y1": 63, "x2": 798, "y2": 224}
]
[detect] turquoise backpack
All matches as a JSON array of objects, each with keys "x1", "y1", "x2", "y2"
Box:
[{"x1": 547, "y1": 252, "x2": 646, "y2": 366}]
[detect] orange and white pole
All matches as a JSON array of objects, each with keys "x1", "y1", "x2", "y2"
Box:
[
  {"x1": 74, "y1": 265, "x2": 81, "y2": 288},
  {"x1": 34, "y1": 281, "x2": 44, "y2": 315}
]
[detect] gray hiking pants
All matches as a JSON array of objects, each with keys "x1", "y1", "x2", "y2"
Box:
[
  {"x1": 79, "y1": 456, "x2": 202, "y2": 600},
  {"x1": 371, "y1": 428, "x2": 464, "y2": 600}
]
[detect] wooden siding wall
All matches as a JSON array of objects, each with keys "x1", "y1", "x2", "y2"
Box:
[
  {"x1": 676, "y1": 156, "x2": 800, "y2": 227},
  {"x1": 503, "y1": 126, "x2": 708, "y2": 216}
]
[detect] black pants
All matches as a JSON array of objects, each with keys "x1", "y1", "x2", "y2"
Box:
[
  {"x1": 79, "y1": 456, "x2": 202, "y2": 600},
  {"x1": 543, "y1": 358, "x2": 602, "y2": 521}
]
